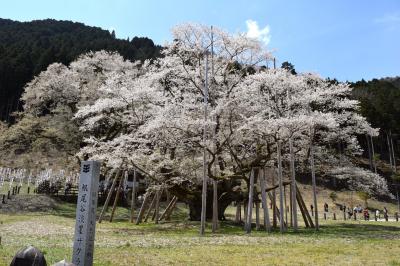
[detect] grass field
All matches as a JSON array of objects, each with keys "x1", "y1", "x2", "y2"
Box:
[{"x1": 1, "y1": 196, "x2": 400, "y2": 266}]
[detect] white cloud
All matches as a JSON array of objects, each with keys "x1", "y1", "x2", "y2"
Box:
[
  {"x1": 374, "y1": 13, "x2": 400, "y2": 24},
  {"x1": 245, "y1": 19, "x2": 271, "y2": 45}
]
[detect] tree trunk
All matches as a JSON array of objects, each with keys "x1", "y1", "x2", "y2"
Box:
[
  {"x1": 366, "y1": 134, "x2": 373, "y2": 171},
  {"x1": 390, "y1": 130, "x2": 396, "y2": 172},
  {"x1": 370, "y1": 135, "x2": 377, "y2": 173},
  {"x1": 387, "y1": 132, "x2": 393, "y2": 170}
]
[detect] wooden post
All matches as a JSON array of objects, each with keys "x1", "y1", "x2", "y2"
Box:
[
  {"x1": 159, "y1": 196, "x2": 177, "y2": 221},
  {"x1": 164, "y1": 196, "x2": 178, "y2": 221},
  {"x1": 297, "y1": 194, "x2": 310, "y2": 228},
  {"x1": 255, "y1": 201, "x2": 260, "y2": 230},
  {"x1": 144, "y1": 193, "x2": 157, "y2": 222},
  {"x1": 130, "y1": 169, "x2": 137, "y2": 223},
  {"x1": 267, "y1": 192, "x2": 287, "y2": 227},
  {"x1": 284, "y1": 185, "x2": 288, "y2": 227},
  {"x1": 212, "y1": 179, "x2": 218, "y2": 233},
  {"x1": 136, "y1": 192, "x2": 152, "y2": 224},
  {"x1": 289, "y1": 137, "x2": 298, "y2": 231},
  {"x1": 200, "y1": 51, "x2": 209, "y2": 236},
  {"x1": 243, "y1": 200, "x2": 248, "y2": 226},
  {"x1": 109, "y1": 171, "x2": 124, "y2": 222},
  {"x1": 289, "y1": 184, "x2": 293, "y2": 228},
  {"x1": 333, "y1": 212, "x2": 336, "y2": 220},
  {"x1": 260, "y1": 168, "x2": 271, "y2": 231},
  {"x1": 310, "y1": 136, "x2": 319, "y2": 230},
  {"x1": 272, "y1": 168, "x2": 277, "y2": 228},
  {"x1": 295, "y1": 185, "x2": 314, "y2": 228},
  {"x1": 235, "y1": 202, "x2": 242, "y2": 223},
  {"x1": 98, "y1": 171, "x2": 119, "y2": 223},
  {"x1": 154, "y1": 188, "x2": 161, "y2": 224},
  {"x1": 246, "y1": 168, "x2": 256, "y2": 233},
  {"x1": 277, "y1": 141, "x2": 285, "y2": 232}
]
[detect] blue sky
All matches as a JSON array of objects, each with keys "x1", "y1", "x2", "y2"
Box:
[{"x1": 1, "y1": 0, "x2": 399, "y2": 81}]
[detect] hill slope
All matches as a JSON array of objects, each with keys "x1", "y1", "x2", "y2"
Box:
[{"x1": 0, "y1": 18, "x2": 161, "y2": 121}]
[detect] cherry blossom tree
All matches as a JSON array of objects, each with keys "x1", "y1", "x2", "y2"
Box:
[{"x1": 75, "y1": 23, "x2": 390, "y2": 220}]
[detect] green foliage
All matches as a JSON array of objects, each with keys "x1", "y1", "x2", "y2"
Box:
[
  {"x1": 0, "y1": 18, "x2": 161, "y2": 122},
  {"x1": 281, "y1": 61, "x2": 297, "y2": 75},
  {"x1": 352, "y1": 78, "x2": 400, "y2": 133},
  {"x1": 391, "y1": 173, "x2": 400, "y2": 183}
]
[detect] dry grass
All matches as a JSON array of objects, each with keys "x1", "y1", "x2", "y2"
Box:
[{"x1": 1, "y1": 197, "x2": 400, "y2": 265}]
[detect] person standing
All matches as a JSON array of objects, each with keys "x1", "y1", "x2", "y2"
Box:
[{"x1": 384, "y1": 207, "x2": 389, "y2": 221}]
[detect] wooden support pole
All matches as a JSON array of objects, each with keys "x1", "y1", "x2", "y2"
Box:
[
  {"x1": 310, "y1": 137, "x2": 319, "y2": 230},
  {"x1": 289, "y1": 137, "x2": 298, "y2": 231},
  {"x1": 153, "y1": 188, "x2": 162, "y2": 224},
  {"x1": 284, "y1": 185, "x2": 288, "y2": 227},
  {"x1": 159, "y1": 196, "x2": 177, "y2": 221},
  {"x1": 135, "y1": 192, "x2": 152, "y2": 225},
  {"x1": 130, "y1": 169, "x2": 137, "y2": 223},
  {"x1": 296, "y1": 184, "x2": 314, "y2": 228},
  {"x1": 289, "y1": 183, "x2": 292, "y2": 227},
  {"x1": 255, "y1": 201, "x2": 260, "y2": 230},
  {"x1": 267, "y1": 192, "x2": 287, "y2": 227},
  {"x1": 109, "y1": 171, "x2": 124, "y2": 222},
  {"x1": 246, "y1": 168, "x2": 256, "y2": 233},
  {"x1": 144, "y1": 193, "x2": 157, "y2": 222},
  {"x1": 277, "y1": 141, "x2": 285, "y2": 232},
  {"x1": 212, "y1": 179, "x2": 218, "y2": 233},
  {"x1": 235, "y1": 202, "x2": 242, "y2": 223},
  {"x1": 164, "y1": 197, "x2": 178, "y2": 221},
  {"x1": 243, "y1": 200, "x2": 248, "y2": 228},
  {"x1": 260, "y1": 168, "x2": 271, "y2": 231},
  {"x1": 98, "y1": 171, "x2": 119, "y2": 223},
  {"x1": 272, "y1": 169, "x2": 277, "y2": 228},
  {"x1": 297, "y1": 194, "x2": 310, "y2": 228}
]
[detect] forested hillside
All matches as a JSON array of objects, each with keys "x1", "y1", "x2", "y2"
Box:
[
  {"x1": 351, "y1": 78, "x2": 400, "y2": 172},
  {"x1": 0, "y1": 18, "x2": 161, "y2": 122}
]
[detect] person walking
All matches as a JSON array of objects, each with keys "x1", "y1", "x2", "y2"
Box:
[{"x1": 363, "y1": 208, "x2": 369, "y2": 221}]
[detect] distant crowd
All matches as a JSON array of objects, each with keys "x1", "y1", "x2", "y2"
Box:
[{"x1": 309, "y1": 202, "x2": 395, "y2": 221}]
